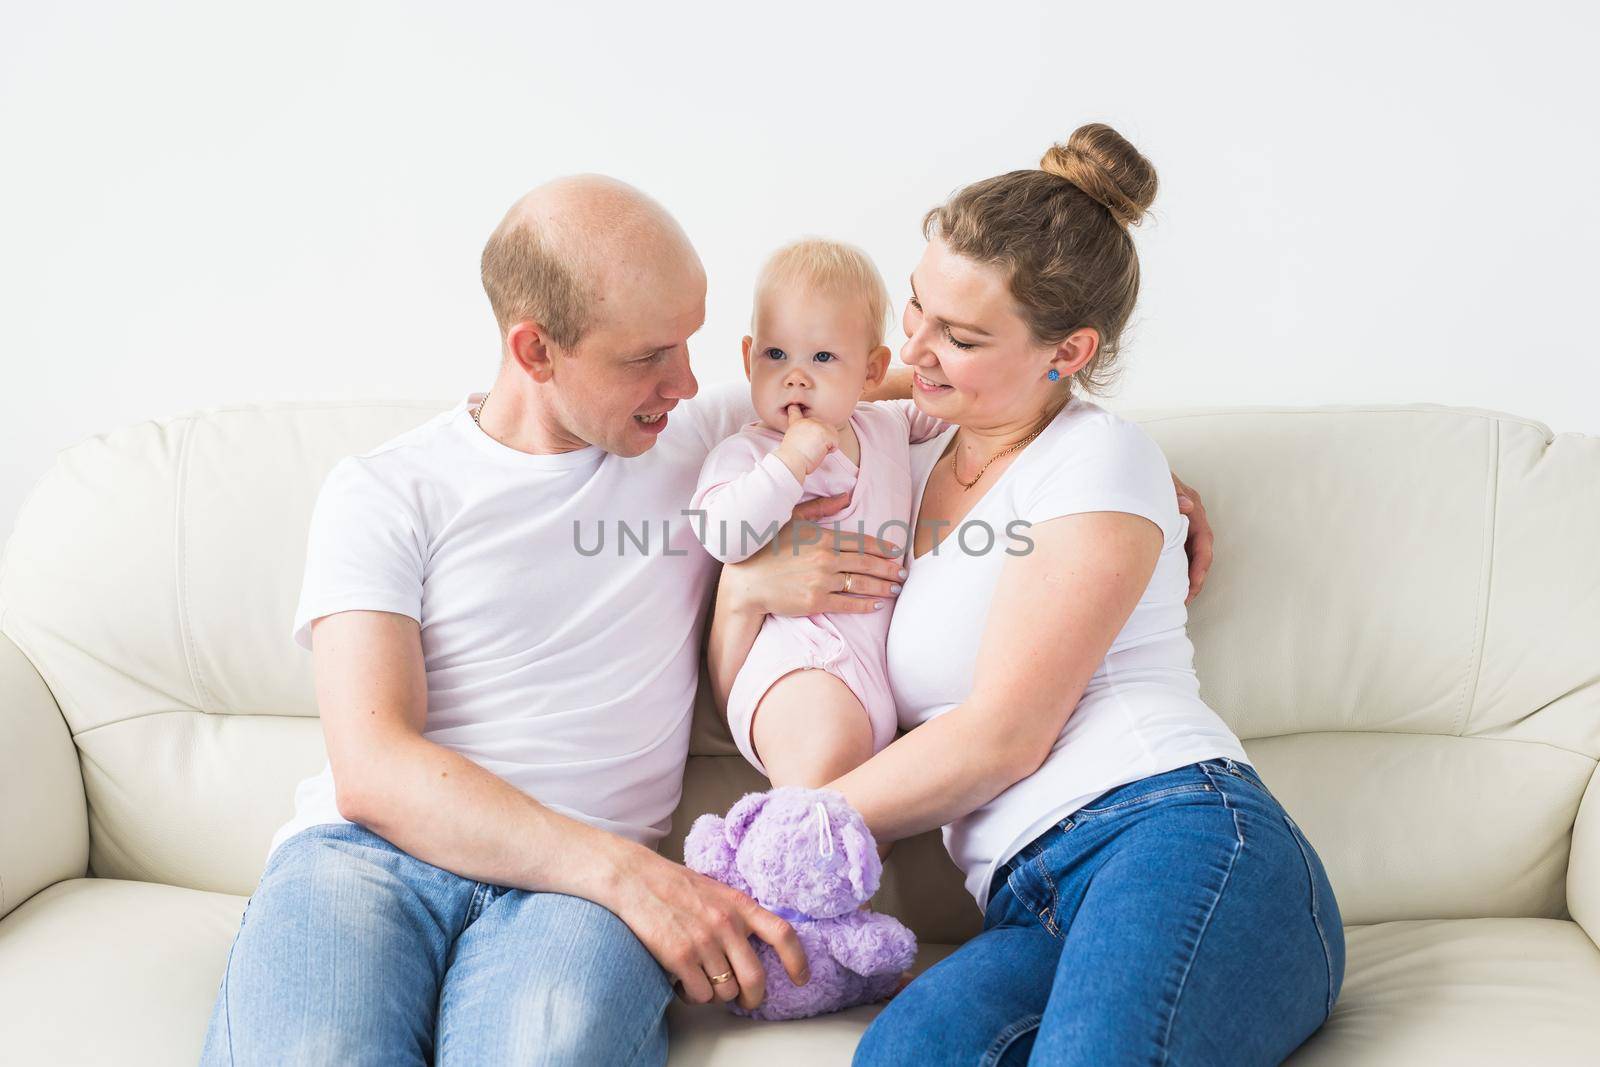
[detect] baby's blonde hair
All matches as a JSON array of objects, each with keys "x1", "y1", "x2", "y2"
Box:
[{"x1": 752, "y1": 237, "x2": 891, "y2": 349}]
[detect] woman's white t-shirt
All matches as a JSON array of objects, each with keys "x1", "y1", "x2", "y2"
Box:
[{"x1": 887, "y1": 395, "x2": 1249, "y2": 912}]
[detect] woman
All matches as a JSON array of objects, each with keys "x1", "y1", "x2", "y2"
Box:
[{"x1": 719, "y1": 123, "x2": 1345, "y2": 1064}]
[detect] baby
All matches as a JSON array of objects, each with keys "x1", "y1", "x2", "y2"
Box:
[{"x1": 691, "y1": 238, "x2": 946, "y2": 794}]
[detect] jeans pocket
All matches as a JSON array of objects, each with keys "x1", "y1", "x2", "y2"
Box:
[{"x1": 1005, "y1": 845, "x2": 1062, "y2": 937}]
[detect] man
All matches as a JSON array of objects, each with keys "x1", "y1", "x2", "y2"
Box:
[{"x1": 199, "y1": 175, "x2": 1214, "y2": 1066}]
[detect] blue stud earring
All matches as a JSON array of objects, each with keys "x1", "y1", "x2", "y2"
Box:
[{"x1": 1047, "y1": 368, "x2": 1061, "y2": 382}]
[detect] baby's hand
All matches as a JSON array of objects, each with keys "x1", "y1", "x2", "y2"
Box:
[{"x1": 778, "y1": 404, "x2": 838, "y2": 476}]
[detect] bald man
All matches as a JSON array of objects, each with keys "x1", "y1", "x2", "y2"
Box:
[
  {"x1": 196, "y1": 177, "x2": 836, "y2": 1067},
  {"x1": 198, "y1": 176, "x2": 1215, "y2": 1066}
]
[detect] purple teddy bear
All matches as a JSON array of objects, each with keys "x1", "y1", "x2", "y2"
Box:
[{"x1": 683, "y1": 786, "x2": 918, "y2": 1021}]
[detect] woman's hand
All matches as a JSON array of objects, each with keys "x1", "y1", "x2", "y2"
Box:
[
  {"x1": 718, "y1": 493, "x2": 907, "y2": 619},
  {"x1": 706, "y1": 492, "x2": 902, "y2": 715},
  {"x1": 1171, "y1": 472, "x2": 1213, "y2": 605}
]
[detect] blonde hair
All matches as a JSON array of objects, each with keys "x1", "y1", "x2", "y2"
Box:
[
  {"x1": 480, "y1": 216, "x2": 591, "y2": 349},
  {"x1": 922, "y1": 122, "x2": 1158, "y2": 397},
  {"x1": 753, "y1": 237, "x2": 891, "y2": 349}
]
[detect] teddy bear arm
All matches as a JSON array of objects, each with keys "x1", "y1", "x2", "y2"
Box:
[{"x1": 822, "y1": 912, "x2": 918, "y2": 977}]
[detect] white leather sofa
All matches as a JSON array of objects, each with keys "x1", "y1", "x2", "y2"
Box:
[{"x1": 2, "y1": 398, "x2": 1598, "y2": 1066}]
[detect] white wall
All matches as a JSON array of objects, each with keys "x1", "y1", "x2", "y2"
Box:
[{"x1": 3, "y1": 0, "x2": 1596, "y2": 542}]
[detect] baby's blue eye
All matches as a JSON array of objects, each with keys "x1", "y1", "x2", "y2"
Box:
[
  {"x1": 764, "y1": 347, "x2": 786, "y2": 360},
  {"x1": 814, "y1": 352, "x2": 836, "y2": 363}
]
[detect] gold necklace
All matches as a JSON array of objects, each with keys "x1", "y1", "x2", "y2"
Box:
[
  {"x1": 952, "y1": 424, "x2": 1046, "y2": 490},
  {"x1": 472, "y1": 390, "x2": 490, "y2": 427}
]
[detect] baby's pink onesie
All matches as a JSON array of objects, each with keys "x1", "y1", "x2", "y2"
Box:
[{"x1": 690, "y1": 400, "x2": 947, "y2": 776}]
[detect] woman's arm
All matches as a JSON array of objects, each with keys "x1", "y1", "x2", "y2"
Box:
[{"x1": 823, "y1": 510, "x2": 1162, "y2": 844}]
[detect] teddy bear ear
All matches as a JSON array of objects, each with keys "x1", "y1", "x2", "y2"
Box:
[
  {"x1": 840, "y1": 822, "x2": 882, "y2": 901},
  {"x1": 684, "y1": 814, "x2": 727, "y2": 871},
  {"x1": 724, "y1": 790, "x2": 772, "y2": 846}
]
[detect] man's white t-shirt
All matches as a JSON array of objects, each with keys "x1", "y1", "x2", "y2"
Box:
[
  {"x1": 887, "y1": 395, "x2": 1250, "y2": 912},
  {"x1": 271, "y1": 384, "x2": 756, "y2": 857}
]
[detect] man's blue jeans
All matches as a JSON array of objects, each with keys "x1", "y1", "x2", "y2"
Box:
[
  {"x1": 198, "y1": 822, "x2": 674, "y2": 1065},
  {"x1": 854, "y1": 757, "x2": 1346, "y2": 1066}
]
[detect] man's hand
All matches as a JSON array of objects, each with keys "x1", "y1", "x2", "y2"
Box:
[
  {"x1": 603, "y1": 844, "x2": 810, "y2": 1011},
  {"x1": 1171, "y1": 472, "x2": 1213, "y2": 605},
  {"x1": 719, "y1": 494, "x2": 906, "y2": 618},
  {"x1": 775, "y1": 404, "x2": 839, "y2": 479}
]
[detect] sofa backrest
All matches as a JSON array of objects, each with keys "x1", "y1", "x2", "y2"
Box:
[{"x1": 2, "y1": 400, "x2": 1596, "y2": 942}]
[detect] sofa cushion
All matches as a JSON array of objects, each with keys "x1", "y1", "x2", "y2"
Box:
[
  {"x1": 1289, "y1": 918, "x2": 1600, "y2": 1064},
  {"x1": 5, "y1": 879, "x2": 1600, "y2": 1065},
  {"x1": 0, "y1": 879, "x2": 241, "y2": 1066}
]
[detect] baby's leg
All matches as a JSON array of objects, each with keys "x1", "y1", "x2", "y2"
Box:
[
  {"x1": 752, "y1": 668, "x2": 871, "y2": 786},
  {"x1": 750, "y1": 669, "x2": 892, "y2": 862}
]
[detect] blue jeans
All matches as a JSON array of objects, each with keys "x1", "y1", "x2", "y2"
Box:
[
  {"x1": 855, "y1": 757, "x2": 1345, "y2": 1066},
  {"x1": 198, "y1": 822, "x2": 674, "y2": 1066}
]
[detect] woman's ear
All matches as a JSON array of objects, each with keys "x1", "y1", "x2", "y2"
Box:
[
  {"x1": 724, "y1": 791, "x2": 772, "y2": 846},
  {"x1": 1052, "y1": 326, "x2": 1100, "y2": 379}
]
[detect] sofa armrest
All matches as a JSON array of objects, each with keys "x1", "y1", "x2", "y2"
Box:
[
  {"x1": 1572, "y1": 760, "x2": 1600, "y2": 951},
  {"x1": 0, "y1": 630, "x2": 88, "y2": 920}
]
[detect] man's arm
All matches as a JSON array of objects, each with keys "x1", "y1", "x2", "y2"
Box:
[
  {"x1": 310, "y1": 609, "x2": 809, "y2": 1010},
  {"x1": 1172, "y1": 473, "x2": 1212, "y2": 604},
  {"x1": 315, "y1": 609, "x2": 610, "y2": 893},
  {"x1": 862, "y1": 366, "x2": 913, "y2": 402}
]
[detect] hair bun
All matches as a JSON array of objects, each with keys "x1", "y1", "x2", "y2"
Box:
[{"x1": 1040, "y1": 123, "x2": 1158, "y2": 229}]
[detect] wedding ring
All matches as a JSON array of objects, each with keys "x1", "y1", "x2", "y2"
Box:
[
  {"x1": 843, "y1": 573, "x2": 853, "y2": 594},
  {"x1": 708, "y1": 970, "x2": 734, "y2": 984}
]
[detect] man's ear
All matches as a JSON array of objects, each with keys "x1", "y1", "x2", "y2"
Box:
[
  {"x1": 741, "y1": 336, "x2": 754, "y2": 381},
  {"x1": 864, "y1": 345, "x2": 891, "y2": 390},
  {"x1": 508, "y1": 321, "x2": 557, "y2": 384}
]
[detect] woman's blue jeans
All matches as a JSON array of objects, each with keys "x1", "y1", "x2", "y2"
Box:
[
  {"x1": 854, "y1": 757, "x2": 1345, "y2": 1066},
  {"x1": 197, "y1": 822, "x2": 674, "y2": 1066}
]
